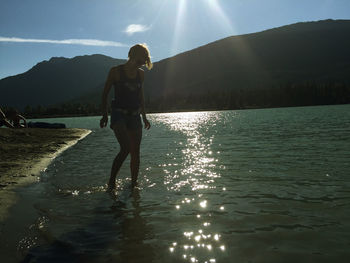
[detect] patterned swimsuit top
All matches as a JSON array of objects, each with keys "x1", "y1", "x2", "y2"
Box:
[{"x1": 113, "y1": 65, "x2": 142, "y2": 111}]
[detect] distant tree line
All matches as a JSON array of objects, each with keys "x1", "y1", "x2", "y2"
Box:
[
  {"x1": 5, "y1": 81, "x2": 349, "y2": 119},
  {"x1": 146, "y1": 81, "x2": 350, "y2": 112},
  {"x1": 21, "y1": 103, "x2": 101, "y2": 119}
]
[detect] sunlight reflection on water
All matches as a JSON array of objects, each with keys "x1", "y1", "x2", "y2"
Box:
[
  {"x1": 154, "y1": 112, "x2": 222, "y2": 193},
  {"x1": 150, "y1": 112, "x2": 229, "y2": 262}
]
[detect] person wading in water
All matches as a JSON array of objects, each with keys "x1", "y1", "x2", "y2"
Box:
[{"x1": 100, "y1": 44, "x2": 152, "y2": 189}]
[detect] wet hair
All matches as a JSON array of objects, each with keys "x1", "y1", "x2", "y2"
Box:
[{"x1": 128, "y1": 44, "x2": 153, "y2": 70}]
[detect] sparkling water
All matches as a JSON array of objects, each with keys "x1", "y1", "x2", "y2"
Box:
[{"x1": 2, "y1": 105, "x2": 350, "y2": 263}]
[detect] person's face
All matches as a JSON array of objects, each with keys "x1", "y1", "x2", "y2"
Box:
[{"x1": 133, "y1": 55, "x2": 147, "y2": 67}]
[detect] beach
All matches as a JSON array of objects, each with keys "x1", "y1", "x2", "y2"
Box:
[{"x1": 0, "y1": 128, "x2": 91, "y2": 222}]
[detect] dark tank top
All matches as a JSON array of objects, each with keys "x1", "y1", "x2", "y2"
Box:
[{"x1": 113, "y1": 65, "x2": 142, "y2": 111}]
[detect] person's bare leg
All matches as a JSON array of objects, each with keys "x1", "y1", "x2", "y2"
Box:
[
  {"x1": 128, "y1": 127, "x2": 142, "y2": 188},
  {"x1": 108, "y1": 123, "x2": 130, "y2": 189}
]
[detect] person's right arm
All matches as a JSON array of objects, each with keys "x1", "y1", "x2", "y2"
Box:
[{"x1": 100, "y1": 67, "x2": 118, "y2": 128}]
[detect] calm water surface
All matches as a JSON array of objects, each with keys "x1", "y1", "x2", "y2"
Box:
[{"x1": 1, "y1": 105, "x2": 350, "y2": 263}]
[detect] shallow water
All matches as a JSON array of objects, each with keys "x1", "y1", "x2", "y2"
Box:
[{"x1": 1, "y1": 105, "x2": 350, "y2": 262}]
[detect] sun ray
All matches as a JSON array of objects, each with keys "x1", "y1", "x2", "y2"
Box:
[
  {"x1": 161, "y1": 0, "x2": 267, "y2": 102},
  {"x1": 204, "y1": 0, "x2": 238, "y2": 35},
  {"x1": 171, "y1": 0, "x2": 187, "y2": 56},
  {"x1": 148, "y1": 0, "x2": 168, "y2": 30},
  {"x1": 204, "y1": 0, "x2": 265, "y2": 77},
  {"x1": 162, "y1": 0, "x2": 188, "y2": 100}
]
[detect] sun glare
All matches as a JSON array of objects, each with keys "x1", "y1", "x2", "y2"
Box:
[
  {"x1": 204, "y1": 0, "x2": 237, "y2": 35},
  {"x1": 168, "y1": 0, "x2": 239, "y2": 56},
  {"x1": 162, "y1": 0, "x2": 263, "y2": 93},
  {"x1": 203, "y1": 0, "x2": 263, "y2": 72}
]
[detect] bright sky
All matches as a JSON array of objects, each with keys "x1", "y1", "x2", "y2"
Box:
[{"x1": 1, "y1": 0, "x2": 349, "y2": 79}]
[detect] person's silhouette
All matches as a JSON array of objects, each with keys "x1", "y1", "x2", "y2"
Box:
[{"x1": 100, "y1": 44, "x2": 153, "y2": 189}]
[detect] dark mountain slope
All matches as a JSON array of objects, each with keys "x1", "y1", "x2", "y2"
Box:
[
  {"x1": 143, "y1": 19, "x2": 350, "y2": 100},
  {"x1": 0, "y1": 55, "x2": 125, "y2": 108}
]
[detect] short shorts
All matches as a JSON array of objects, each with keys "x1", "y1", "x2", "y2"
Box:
[{"x1": 110, "y1": 108, "x2": 142, "y2": 130}]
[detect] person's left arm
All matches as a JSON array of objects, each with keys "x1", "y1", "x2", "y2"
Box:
[{"x1": 139, "y1": 70, "x2": 151, "y2": 130}]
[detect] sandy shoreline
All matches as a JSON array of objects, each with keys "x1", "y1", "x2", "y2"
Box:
[{"x1": 0, "y1": 128, "x2": 91, "y2": 222}]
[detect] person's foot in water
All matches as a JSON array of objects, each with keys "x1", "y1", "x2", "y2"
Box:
[
  {"x1": 107, "y1": 179, "x2": 116, "y2": 191},
  {"x1": 131, "y1": 180, "x2": 138, "y2": 189}
]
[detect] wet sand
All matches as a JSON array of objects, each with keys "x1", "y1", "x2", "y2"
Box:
[{"x1": 0, "y1": 128, "x2": 91, "y2": 222}]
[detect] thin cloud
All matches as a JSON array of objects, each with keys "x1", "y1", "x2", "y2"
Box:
[
  {"x1": 0, "y1": 37, "x2": 128, "y2": 47},
  {"x1": 124, "y1": 24, "x2": 150, "y2": 35}
]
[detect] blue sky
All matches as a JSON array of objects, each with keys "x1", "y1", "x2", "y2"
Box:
[{"x1": 1, "y1": 0, "x2": 349, "y2": 79}]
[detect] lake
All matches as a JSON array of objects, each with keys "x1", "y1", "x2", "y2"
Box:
[{"x1": 1, "y1": 105, "x2": 350, "y2": 263}]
